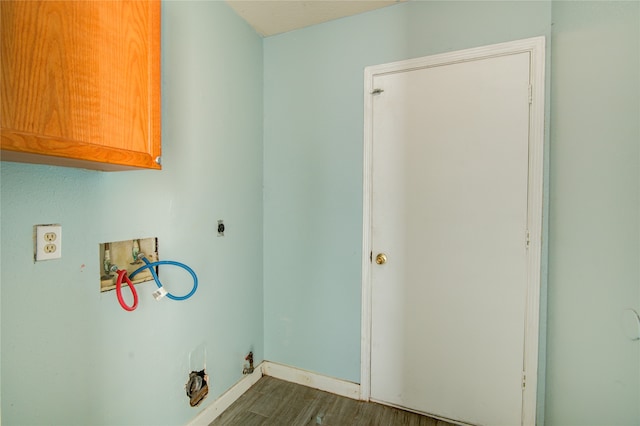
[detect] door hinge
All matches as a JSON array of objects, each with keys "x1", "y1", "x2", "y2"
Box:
[
  {"x1": 525, "y1": 230, "x2": 531, "y2": 249},
  {"x1": 528, "y1": 84, "x2": 533, "y2": 104},
  {"x1": 522, "y1": 373, "x2": 526, "y2": 390},
  {"x1": 371, "y1": 88, "x2": 384, "y2": 95}
]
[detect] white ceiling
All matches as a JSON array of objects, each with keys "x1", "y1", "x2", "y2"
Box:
[{"x1": 226, "y1": 0, "x2": 406, "y2": 37}]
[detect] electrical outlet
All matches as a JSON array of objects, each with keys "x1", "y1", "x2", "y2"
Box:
[{"x1": 35, "y1": 225, "x2": 62, "y2": 261}]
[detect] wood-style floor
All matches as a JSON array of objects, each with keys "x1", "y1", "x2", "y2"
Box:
[{"x1": 209, "y1": 376, "x2": 456, "y2": 426}]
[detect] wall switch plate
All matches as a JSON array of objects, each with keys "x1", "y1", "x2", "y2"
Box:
[{"x1": 35, "y1": 224, "x2": 62, "y2": 261}]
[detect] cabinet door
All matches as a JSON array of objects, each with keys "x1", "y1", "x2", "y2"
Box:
[{"x1": 0, "y1": 1, "x2": 161, "y2": 171}]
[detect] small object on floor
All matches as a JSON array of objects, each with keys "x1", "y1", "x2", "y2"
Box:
[{"x1": 316, "y1": 412, "x2": 325, "y2": 424}]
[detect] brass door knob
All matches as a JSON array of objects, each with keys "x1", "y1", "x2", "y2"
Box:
[{"x1": 375, "y1": 253, "x2": 387, "y2": 265}]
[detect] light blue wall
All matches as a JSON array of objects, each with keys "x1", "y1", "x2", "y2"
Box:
[
  {"x1": 263, "y1": 0, "x2": 552, "y2": 385},
  {"x1": 2, "y1": 1, "x2": 638, "y2": 425},
  {"x1": 264, "y1": 1, "x2": 640, "y2": 425},
  {"x1": 547, "y1": 2, "x2": 640, "y2": 425},
  {"x1": 0, "y1": 1, "x2": 263, "y2": 425}
]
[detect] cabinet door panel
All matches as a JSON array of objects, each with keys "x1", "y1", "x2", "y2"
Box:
[{"x1": 1, "y1": 1, "x2": 161, "y2": 171}]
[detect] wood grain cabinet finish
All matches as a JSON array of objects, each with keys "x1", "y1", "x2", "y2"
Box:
[{"x1": 0, "y1": 0, "x2": 161, "y2": 171}]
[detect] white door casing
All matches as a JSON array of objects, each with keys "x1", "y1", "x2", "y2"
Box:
[{"x1": 361, "y1": 37, "x2": 545, "y2": 426}]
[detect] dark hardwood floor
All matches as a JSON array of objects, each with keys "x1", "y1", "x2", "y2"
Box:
[{"x1": 209, "y1": 376, "x2": 456, "y2": 426}]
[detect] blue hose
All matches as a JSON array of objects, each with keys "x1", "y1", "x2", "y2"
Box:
[{"x1": 130, "y1": 257, "x2": 198, "y2": 301}]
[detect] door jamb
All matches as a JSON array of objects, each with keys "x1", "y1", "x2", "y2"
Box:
[{"x1": 360, "y1": 36, "x2": 546, "y2": 426}]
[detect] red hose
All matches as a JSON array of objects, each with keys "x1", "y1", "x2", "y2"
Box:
[{"x1": 116, "y1": 269, "x2": 138, "y2": 311}]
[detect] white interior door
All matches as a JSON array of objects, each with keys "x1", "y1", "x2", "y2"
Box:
[{"x1": 365, "y1": 39, "x2": 545, "y2": 426}]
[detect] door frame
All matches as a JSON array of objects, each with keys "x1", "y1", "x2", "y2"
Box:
[{"x1": 360, "y1": 37, "x2": 546, "y2": 425}]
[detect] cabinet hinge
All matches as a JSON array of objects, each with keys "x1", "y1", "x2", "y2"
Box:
[
  {"x1": 522, "y1": 372, "x2": 526, "y2": 390},
  {"x1": 525, "y1": 230, "x2": 531, "y2": 249},
  {"x1": 370, "y1": 251, "x2": 373, "y2": 263},
  {"x1": 528, "y1": 84, "x2": 533, "y2": 104}
]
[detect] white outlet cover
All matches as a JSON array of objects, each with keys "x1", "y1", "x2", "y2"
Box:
[{"x1": 35, "y1": 224, "x2": 62, "y2": 261}]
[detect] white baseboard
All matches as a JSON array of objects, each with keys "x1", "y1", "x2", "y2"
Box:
[
  {"x1": 186, "y1": 364, "x2": 264, "y2": 426},
  {"x1": 185, "y1": 361, "x2": 361, "y2": 425},
  {"x1": 262, "y1": 361, "x2": 361, "y2": 400}
]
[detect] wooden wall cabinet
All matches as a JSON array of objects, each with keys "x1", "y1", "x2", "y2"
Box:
[{"x1": 0, "y1": 1, "x2": 161, "y2": 171}]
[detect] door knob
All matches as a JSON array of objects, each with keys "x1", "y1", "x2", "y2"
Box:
[{"x1": 375, "y1": 253, "x2": 387, "y2": 265}]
